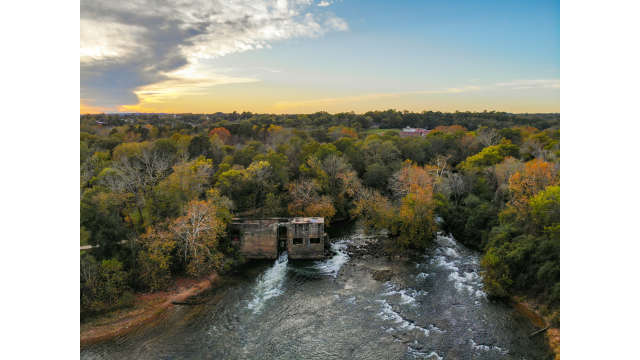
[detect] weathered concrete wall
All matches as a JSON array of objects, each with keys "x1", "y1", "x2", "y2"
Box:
[
  {"x1": 287, "y1": 220, "x2": 325, "y2": 260},
  {"x1": 232, "y1": 219, "x2": 279, "y2": 259},
  {"x1": 232, "y1": 217, "x2": 325, "y2": 260}
]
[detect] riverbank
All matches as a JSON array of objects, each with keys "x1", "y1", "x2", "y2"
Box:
[
  {"x1": 80, "y1": 272, "x2": 220, "y2": 347},
  {"x1": 511, "y1": 296, "x2": 560, "y2": 360}
]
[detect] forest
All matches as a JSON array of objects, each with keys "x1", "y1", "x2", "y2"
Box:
[{"x1": 80, "y1": 110, "x2": 560, "y2": 325}]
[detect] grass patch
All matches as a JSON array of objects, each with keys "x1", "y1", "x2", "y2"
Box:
[{"x1": 361, "y1": 128, "x2": 401, "y2": 135}]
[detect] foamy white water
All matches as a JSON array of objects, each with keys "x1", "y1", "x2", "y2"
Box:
[
  {"x1": 313, "y1": 240, "x2": 350, "y2": 277},
  {"x1": 416, "y1": 272, "x2": 430, "y2": 280},
  {"x1": 380, "y1": 282, "x2": 426, "y2": 306},
  {"x1": 370, "y1": 232, "x2": 501, "y2": 358},
  {"x1": 247, "y1": 252, "x2": 289, "y2": 314},
  {"x1": 406, "y1": 347, "x2": 443, "y2": 360},
  {"x1": 375, "y1": 298, "x2": 436, "y2": 338},
  {"x1": 470, "y1": 339, "x2": 509, "y2": 355},
  {"x1": 431, "y1": 233, "x2": 487, "y2": 299}
]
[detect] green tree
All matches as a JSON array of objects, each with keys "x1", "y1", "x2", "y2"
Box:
[
  {"x1": 136, "y1": 227, "x2": 176, "y2": 291},
  {"x1": 80, "y1": 188, "x2": 130, "y2": 259},
  {"x1": 81, "y1": 255, "x2": 133, "y2": 315},
  {"x1": 480, "y1": 249, "x2": 512, "y2": 297},
  {"x1": 188, "y1": 135, "x2": 212, "y2": 159},
  {"x1": 153, "y1": 156, "x2": 213, "y2": 218},
  {"x1": 459, "y1": 140, "x2": 519, "y2": 170}
]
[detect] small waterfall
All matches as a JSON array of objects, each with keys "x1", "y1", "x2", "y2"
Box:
[
  {"x1": 313, "y1": 240, "x2": 350, "y2": 277},
  {"x1": 247, "y1": 252, "x2": 289, "y2": 314}
]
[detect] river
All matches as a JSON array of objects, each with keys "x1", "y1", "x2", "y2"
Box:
[{"x1": 81, "y1": 223, "x2": 552, "y2": 359}]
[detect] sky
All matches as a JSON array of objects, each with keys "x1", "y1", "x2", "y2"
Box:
[{"x1": 80, "y1": 0, "x2": 559, "y2": 114}]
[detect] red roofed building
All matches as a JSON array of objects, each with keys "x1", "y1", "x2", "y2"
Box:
[{"x1": 400, "y1": 127, "x2": 431, "y2": 137}]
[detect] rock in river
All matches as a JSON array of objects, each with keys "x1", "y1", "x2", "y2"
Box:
[{"x1": 372, "y1": 269, "x2": 393, "y2": 282}]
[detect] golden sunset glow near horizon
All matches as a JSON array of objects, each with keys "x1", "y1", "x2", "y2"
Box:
[{"x1": 80, "y1": 0, "x2": 559, "y2": 114}]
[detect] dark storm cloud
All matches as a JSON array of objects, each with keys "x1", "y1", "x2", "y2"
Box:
[
  {"x1": 81, "y1": 1, "x2": 205, "y2": 109},
  {"x1": 80, "y1": 0, "x2": 348, "y2": 110}
]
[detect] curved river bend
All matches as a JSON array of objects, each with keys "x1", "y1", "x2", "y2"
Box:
[{"x1": 81, "y1": 225, "x2": 552, "y2": 359}]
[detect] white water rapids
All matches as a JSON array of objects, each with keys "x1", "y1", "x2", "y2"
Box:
[{"x1": 82, "y1": 228, "x2": 552, "y2": 360}]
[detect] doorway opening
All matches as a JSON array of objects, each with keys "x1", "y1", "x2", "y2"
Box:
[{"x1": 277, "y1": 225, "x2": 288, "y2": 255}]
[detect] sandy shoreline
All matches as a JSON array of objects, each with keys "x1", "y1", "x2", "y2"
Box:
[{"x1": 80, "y1": 272, "x2": 219, "y2": 347}]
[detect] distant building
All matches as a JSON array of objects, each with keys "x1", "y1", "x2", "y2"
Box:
[
  {"x1": 400, "y1": 127, "x2": 431, "y2": 137},
  {"x1": 230, "y1": 217, "x2": 326, "y2": 260}
]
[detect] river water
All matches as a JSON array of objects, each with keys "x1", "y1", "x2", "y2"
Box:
[{"x1": 81, "y1": 224, "x2": 552, "y2": 359}]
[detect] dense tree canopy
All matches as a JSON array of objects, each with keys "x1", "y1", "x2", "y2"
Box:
[{"x1": 80, "y1": 111, "x2": 559, "y2": 321}]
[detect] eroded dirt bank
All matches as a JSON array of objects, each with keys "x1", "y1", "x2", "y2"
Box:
[{"x1": 80, "y1": 272, "x2": 219, "y2": 347}]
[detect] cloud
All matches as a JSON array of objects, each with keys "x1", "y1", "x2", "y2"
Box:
[
  {"x1": 317, "y1": 1, "x2": 332, "y2": 7},
  {"x1": 273, "y1": 80, "x2": 560, "y2": 110},
  {"x1": 80, "y1": 19, "x2": 147, "y2": 62},
  {"x1": 495, "y1": 79, "x2": 560, "y2": 90},
  {"x1": 126, "y1": 65, "x2": 260, "y2": 107},
  {"x1": 80, "y1": 0, "x2": 348, "y2": 111}
]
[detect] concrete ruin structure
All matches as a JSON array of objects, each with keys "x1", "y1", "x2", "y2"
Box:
[{"x1": 230, "y1": 217, "x2": 326, "y2": 260}]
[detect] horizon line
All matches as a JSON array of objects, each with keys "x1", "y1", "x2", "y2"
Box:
[{"x1": 80, "y1": 109, "x2": 561, "y2": 116}]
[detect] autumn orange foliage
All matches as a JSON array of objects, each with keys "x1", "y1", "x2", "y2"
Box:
[
  {"x1": 208, "y1": 127, "x2": 231, "y2": 144},
  {"x1": 356, "y1": 163, "x2": 437, "y2": 250},
  {"x1": 391, "y1": 162, "x2": 435, "y2": 198},
  {"x1": 508, "y1": 159, "x2": 559, "y2": 213},
  {"x1": 432, "y1": 125, "x2": 468, "y2": 135},
  {"x1": 340, "y1": 127, "x2": 357, "y2": 138}
]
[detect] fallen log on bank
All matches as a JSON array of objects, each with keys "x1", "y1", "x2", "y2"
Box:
[
  {"x1": 171, "y1": 301, "x2": 206, "y2": 305},
  {"x1": 529, "y1": 325, "x2": 550, "y2": 337}
]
